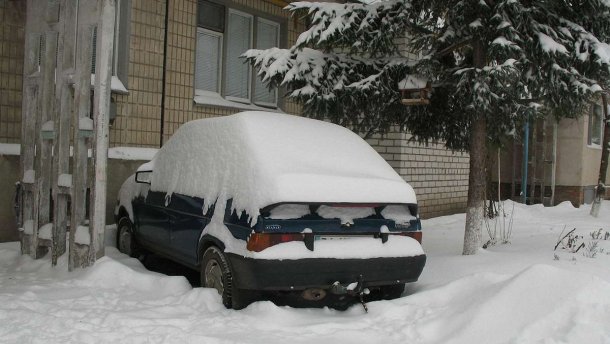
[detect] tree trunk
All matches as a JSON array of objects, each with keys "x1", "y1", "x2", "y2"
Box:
[
  {"x1": 463, "y1": 39, "x2": 487, "y2": 255},
  {"x1": 463, "y1": 117, "x2": 487, "y2": 254},
  {"x1": 591, "y1": 93, "x2": 609, "y2": 217}
]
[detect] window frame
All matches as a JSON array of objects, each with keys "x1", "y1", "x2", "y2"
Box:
[
  {"x1": 194, "y1": 0, "x2": 284, "y2": 110},
  {"x1": 252, "y1": 17, "x2": 280, "y2": 108},
  {"x1": 224, "y1": 9, "x2": 254, "y2": 104},
  {"x1": 194, "y1": 27, "x2": 224, "y2": 96},
  {"x1": 88, "y1": 0, "x2": 130, "y2": 94},
  {"x1": 588, "y1": 102, "x2": 604, "y2": 148}
]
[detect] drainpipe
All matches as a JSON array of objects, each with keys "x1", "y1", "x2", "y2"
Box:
[
  {"x1": 550, "y1": 121, "x2": 557, "y2": 205},
  {"x1": 521, "y1": 115, "x2": 529, "y2": 204},
  {"x1": 159, "y1": 0, "x2": 169, "y2": 147}
]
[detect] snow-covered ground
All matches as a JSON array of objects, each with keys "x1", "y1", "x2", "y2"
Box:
[{"x1": 1, "y1": 201, "x2": 609, "y2": 343}]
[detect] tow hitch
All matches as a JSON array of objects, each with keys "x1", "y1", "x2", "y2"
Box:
[{"x1": 331, "y1": 275, "x2": 370, "y2": 313}]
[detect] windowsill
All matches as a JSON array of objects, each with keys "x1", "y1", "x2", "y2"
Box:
[
  {"x1": 90, "y1": 74, "x2": 129, "y2": 95},
  {"x1": 194, "y1": 91, "x2": 283, "y2": 113},
  {"x1": 587, "y1": 144, "x2": 602, "y2": 150}
]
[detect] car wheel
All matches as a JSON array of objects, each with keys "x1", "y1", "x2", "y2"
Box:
[
  {"x1": 200, "y1": 246, "x2": 254, "y2": 310},
  {"x1": 117, "y1": 217, "x2": 139, "y2": 258}
]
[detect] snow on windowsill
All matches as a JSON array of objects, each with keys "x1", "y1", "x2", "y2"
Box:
[
  {"x1": 0, "y1": 143, "x2": 20, "y2": 156},
  {"x1": 108, "y1": 147, "x2": 158, "y2": 161},
  {"x1": 90, "y1": 74, "x2": 129, "y2": 95},
  {"x1": 587, "y1": 143, "x2": 602, "y2": 150},
  {"x1": 1, "y1": 143, "x2": 157, "y2": 161},
  {"x1": 193, "y1": 91, "x2": 284, "y2": 113}
]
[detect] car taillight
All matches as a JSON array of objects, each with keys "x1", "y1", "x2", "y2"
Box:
[
  {"x1": 397, "y1": 231, "x2": 422, "y2": 244},
  {"x1": 246, "y1": 233, "x2": 303, "y2": 252}
]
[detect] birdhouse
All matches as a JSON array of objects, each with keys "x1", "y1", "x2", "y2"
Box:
[{"x1": 399, "y1": 75, "x2": 432, "y2": 106}]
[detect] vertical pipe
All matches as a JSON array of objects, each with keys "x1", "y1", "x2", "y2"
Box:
[
  {"x1": 550, "y1": 121, "x2": 557, "y2": 205},
  {"x1": 498, "y1": 148, "x2": 502, "y2": 204},
  {"x1": 521, "y1": 115, "x2": 529, "y2": 204},
  {"x1": 511, "y1": 140, "x2": 516, "y2": 199},
  {"x1": 160, "y1": 0, "x2": 169, "y2": 147}
]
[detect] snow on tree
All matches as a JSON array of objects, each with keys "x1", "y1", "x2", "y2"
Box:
[{"x1": 245, "y1": 0, "x2": 610, "y2": 255}]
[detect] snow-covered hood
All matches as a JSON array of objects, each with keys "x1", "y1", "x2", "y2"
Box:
[{"x1": 149, "y1": 111, "x2": 416, "y2": 222}]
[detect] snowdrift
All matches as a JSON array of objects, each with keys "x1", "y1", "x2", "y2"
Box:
[{"x1": 1, "y1": 202, "x2": 609, "y2": 343}]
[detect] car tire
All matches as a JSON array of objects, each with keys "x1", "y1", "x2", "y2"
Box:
[
  {"x1": 116, "y1": 217, "x2": 140, "y2": 258},
  {"x1": 200, "y1": 246, "x2": 254, "y2": 310}
]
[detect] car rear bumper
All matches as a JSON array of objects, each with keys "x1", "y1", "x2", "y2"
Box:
[{"x1": 226, "y1": 253, "x2": 426, "y2": 291}]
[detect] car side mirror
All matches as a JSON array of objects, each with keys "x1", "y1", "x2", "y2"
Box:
[{"x1": 135, "y1": 170, "x2": 152, "y2": 185}]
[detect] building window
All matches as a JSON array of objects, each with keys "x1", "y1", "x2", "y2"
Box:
[
  {"x1": 195, "y1": 0, "x2": 281, "y2": 108},
  {"x1": 253, "y1": 18, "x2": 279, "y2": 106},
  {"x1": 225, "y1": 10, "x2": 253, "y2": 102},
  {"x1": 589, "y1": 103, "x2": 603, "y2": 147},
  {"x1": 90, "y1": 0, "x2": 130, "y2": 93},
  {"x1": 195, "y1": 29, "x2": 223, "y2": 93}
]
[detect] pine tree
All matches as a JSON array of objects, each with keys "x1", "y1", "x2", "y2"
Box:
[{"x1": 245, "y1": 0, "x2": 610, "y2": 254}]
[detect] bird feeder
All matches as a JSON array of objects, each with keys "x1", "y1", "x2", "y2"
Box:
[{"x1": 399, "y1": 74, "x2": 432, "y2": 106}]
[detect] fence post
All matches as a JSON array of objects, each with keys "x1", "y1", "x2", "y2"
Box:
[
  {"x1": 51, "y1": 0, "x2": 77, "y2": 265},
  {"x1": 69, "y1": 25, "x2": 94, "y2": 270},
  {"x1": 90, "y1": 0, "x2": 116, "y2": 263},
  {"x1": 19, "y1": 33, "x2": 41, "y2": 256}
]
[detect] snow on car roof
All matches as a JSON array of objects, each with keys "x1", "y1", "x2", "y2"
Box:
[{"x1": 149, "y1": 111, "x2": 416, "y2": 223}]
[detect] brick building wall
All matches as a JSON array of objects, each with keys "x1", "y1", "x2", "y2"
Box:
[
  {"x1": 368, "y1": 130, "x2": 470, "y2": 219},
  {"x1": 0, "y1": 0, "x2": 25, "y2": 144},
  {"x1": 110, "y1": 0, "x2": 166, "y2": 147}
]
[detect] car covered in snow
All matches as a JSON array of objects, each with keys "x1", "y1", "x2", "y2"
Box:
[{"x1": 115, "y1": 111, "x2": 425, "y2": 309}]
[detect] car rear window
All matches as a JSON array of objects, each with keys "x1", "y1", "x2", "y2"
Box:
[
  {"x1": 381, "y1": 204, "x2": 417, "y2": 224},
  {"x1": 316, "y1": 205, "x2": 375, "y2": 224},
  {"x1": 267, "y1": 204, "x2": 311, "y2": 220},
  {"x1": 264, "y1": 203, "x2": 380, "y2": 224}
]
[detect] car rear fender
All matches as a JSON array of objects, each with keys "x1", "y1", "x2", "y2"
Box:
[
  {"x1": 197, "y1": 234, "x2": 226, "y2": 265},
  {"x1": 115, "y1": 206, "x2": 130, "y2": 224}
]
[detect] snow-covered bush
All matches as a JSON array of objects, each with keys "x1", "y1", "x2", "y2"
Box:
[
  {"x1": 483, "y1": 201, "x2": 514, "y2": 248},
  {"x1": 554, "y1": 228, "x2": 609, "y2": 259}
]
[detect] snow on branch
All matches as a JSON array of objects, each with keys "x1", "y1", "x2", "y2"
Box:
[
  {"x1": 287, "y1": 1, "x2": 412, "y2": 55},
  {"x1": 537, "y1": 32, "x2": 568, "y2": 55},
  {"x1": 244, "y1": 47, "x2": 412, "y2": 96}
]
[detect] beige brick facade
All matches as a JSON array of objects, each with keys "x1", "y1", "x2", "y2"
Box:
[
  {"x1": 111, "y1": 0, "x2": 166, "y2": 147},
  {"x1": 368, "y1": 131, "x2": 469, "y2": 218},
  {"x1": 0, "y1": 0, "x2": 25, "y2": 144}
]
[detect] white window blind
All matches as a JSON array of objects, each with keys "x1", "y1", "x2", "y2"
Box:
[
  {"x1": 195, "y1": 28, "x2": 222, "y2": 93},
  {"x1": 225, "y1": 11, "x2": 252, "y2": 101},
  {"x1": 254, "y1": 19, "x2": 279, "y2": 106}
]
